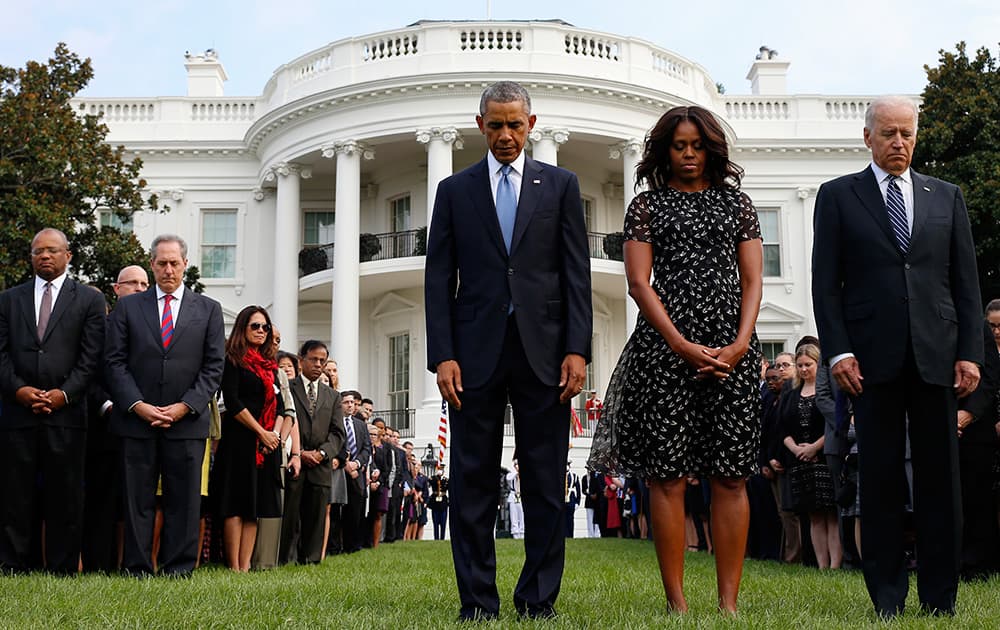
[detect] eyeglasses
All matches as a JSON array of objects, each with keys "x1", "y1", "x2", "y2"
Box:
[
  {"x1": 117, "y1": 280, "x2": 149, "y2": 289},
  {"x1": 774, "y1": 362, "x2": 793, "y2": 369},
  {"x1": 249, "y1": 322, "x2": 272, "y2": 332},
  {"x1": 989, "y1": 322, "x2": 1000, "y2": 330},
  {"x1": 31, "y1": 247, "x2": 67, "y2": 256},
  {"x1": 765, "y1": 376, "x2": 783, "y2": 382}
]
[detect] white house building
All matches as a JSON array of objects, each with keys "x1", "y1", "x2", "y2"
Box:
[{"x1": 74, "y1": 21, "x2": 891, "y2": 506}]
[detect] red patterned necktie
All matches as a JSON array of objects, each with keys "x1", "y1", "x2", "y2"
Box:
[{"x1": 161, "y1": 294, "x2": 174, "y2": 348}]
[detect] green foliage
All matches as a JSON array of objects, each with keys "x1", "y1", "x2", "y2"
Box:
[
  {"x1": 913, "y1": 41, "x2": 1000, "y2": 302},
  {"x1": 359, "y1": 232, "x2": 382, "y2": 262},
  {"x1": 73, "y1": 226, "x2": 148, "y2": 306},
  {"x1": 184, "y1": 265, "x2": 206, "y2": 293},
  {"x1": 0, "y1": 43, "x2": 163, "y2": 292},
  {"x1": 2, "y1": 539, "x2": 1000, "y2": 627},
  {"x1": 413, "y1": 225, "x2": 428, "y2": 256},
  {"x1": 603, "y1": 231, "x2": 625, "y2": 261},
  {"x1": 299, "y1": 246, "x2": 328, "y2": 275}
]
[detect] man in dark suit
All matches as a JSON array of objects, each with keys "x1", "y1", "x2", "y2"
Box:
[
  {"x1": 812, "y1": 96, "x2": 983, "y2": 617},
  {"x1": 105, "y1": 234, "x2": 225, "y2": 576},
  {"x1": 425, "y1": 81, "x2": 592, "y2": 620},
  {"x1": 385, "y1": 427, "x2": 411, "y2": 542},
  {"x1": 279, "y1": 340, "x2": 344, "y2": 564},
  {"x1": 334, "y1": 389, "x2": 371, "y2": 554},
  {"x1": 0, "y1": 228, "x2": 107, "y2": 573}
]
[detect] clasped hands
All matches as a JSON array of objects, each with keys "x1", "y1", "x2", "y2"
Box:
[
  {"x1": 133, "y1": 401, "x2": 190, "y2": 428},
  {"x1": 15, "y1": 386, "x2": 67, "y2": 415},
  {"x1": 677, "y1": 341, "x2": 747, "y2": 380}
]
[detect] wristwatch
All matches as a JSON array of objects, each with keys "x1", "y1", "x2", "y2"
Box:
[{"x1": 319, "y1": 449, "x2": 327, "y2": 460}]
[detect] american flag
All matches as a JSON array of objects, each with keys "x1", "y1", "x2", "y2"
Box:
[{"x1": 437, "y1": 399, "x2": 448, "y2": 466}]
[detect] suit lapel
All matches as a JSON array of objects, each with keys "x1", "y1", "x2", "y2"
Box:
[
  {"x1": 168, "y1": 292, "x2": 196, "y2": 350},
  {"x1": 39, "y1": 278, "x2": 75, "y2": 343},
  {"x1": 909, "y1": 170, "x2": 932, "y2": 245},
  {"x1": 290, "y1": 378, "x2": 312, "y2": 437},
  {"x1": 510, "y1": 157, "x2": 543, "y2": 255},
  {"x1": 851, "y1": 167, "x2": 900, "y2": 255},
  {"x1": 470, "y1": 158, "x2": 510, "y2": 259},
  {"x1": 141, "y1": 289, "x2": 164, "y2": 350},
  {"x1": 18, "y1": 283, "x2": 37, "y2": 342}
]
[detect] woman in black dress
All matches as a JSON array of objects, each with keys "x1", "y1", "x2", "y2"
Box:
[
  {"x1": 589, "y1": 106, "x2": 763, "y2": 613},
  {"x1": 779, "y1": 343, "x2": 841, "y2": 568},
  {"x1": 210, "y1": 306, "x2": 288, "y2": 571}
]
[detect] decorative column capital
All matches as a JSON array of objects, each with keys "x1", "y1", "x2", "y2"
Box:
[
  {"x1": 415, "y1": 127, "x2": 464, "y2": 150},
  {"x1": 529, "y1": 127, "x2": 570, "y2": 145},
  {"x1": 252, "y1": 187, "x2": 269, "y2": 201},
  {"x1": 797, "y1": 186, "x2": 816, "y2": 200},
  {"x1": 608, "y1": 138, "x2": 642, "y2": 160},
  {"x1": 150, "y1": 187, "x2": 185, "y2": 202},
  {"x1": 324, "y1": 140, "x2": 375, "y2": 160}
]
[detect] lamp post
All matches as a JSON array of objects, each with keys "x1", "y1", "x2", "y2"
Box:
[{"x1": 421, "y1": 443, "x2": 438, "y2": 479}]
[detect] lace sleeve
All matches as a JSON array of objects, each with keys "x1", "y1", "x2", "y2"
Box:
[
  {"x1": 736, "y1": 191, "x2": 761, "y2": 242},
  {"x1": 624, "y1": 191, "x2": 653, "y2": 243}
]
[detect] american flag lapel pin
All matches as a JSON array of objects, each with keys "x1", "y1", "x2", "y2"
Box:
[{"x1": 533, "y1": 179, "x2": 541, "y2": 184}]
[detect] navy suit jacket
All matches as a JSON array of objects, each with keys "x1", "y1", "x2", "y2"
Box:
[
  {"x1": 104, "y1": 287, "x2": 225, "y2": 440},
  {"x1": 812, "y1": 166, "x2": 982, "y2": 386},
  {"x1": 0, "y1": 278, "x2": 106, "y2": 429},
  {"x1": 424, "y1": 155, "x2": 592, "y2": 388}
]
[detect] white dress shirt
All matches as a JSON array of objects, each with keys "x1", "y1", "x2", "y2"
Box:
[
  {"x1": 486, "y1": 150, "x2": 525, "y2": 206},
  {"x1": 34, "y1": 272, "x2": 68, "y2": 325},
  {"x1": 155, "y1": 282, "x2": 185, "y2": 326}
]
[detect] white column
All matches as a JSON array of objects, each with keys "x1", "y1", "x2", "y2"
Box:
[
  {"x1": 416, "y1": 127, "x2": 462, "y2": 409},
  {"x1": 416, "y1": 127, "x2": 463, "y2": 230},
  {"x1": 269, "y1": 162, "x2": 310, "y2": 351},
  {"x1": 799, "y1": 186, "x2": 817, "y2": 334},
  {"x1": 528, "y1": 128, "x2": 569, "y2": 166},
  {"x1": 611, "y1": 139, "x2": 643, "y2": 337},
  {"x1": 326, "y1": 140, "x2": 373, "y2": 388}
]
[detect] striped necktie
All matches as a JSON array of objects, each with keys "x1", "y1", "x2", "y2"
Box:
[
  {"x1": 885, "y1": 175, "x2": 910, "y2": 253},
  {"x1": 345, "y1": 417, "x2": 357, "y2": 458},
  {"x1": 161, "y1": 294, "x2": 175, "y2": 348}
]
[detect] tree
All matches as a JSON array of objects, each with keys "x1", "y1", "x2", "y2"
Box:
[
  {"x1": 0, "y1": 43, "x2": 163, "y2": 293},
  {"x1": 912, "y1": 41, "x2": 1000, "y2": 303}
]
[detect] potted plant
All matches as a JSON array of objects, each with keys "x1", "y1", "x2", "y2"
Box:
[
  {"x1": 602, "y1": 232, "x2": 625, "y2": 261},
  {"x1": 359, "y1": 233, "x2": 382, "y2": 262}
]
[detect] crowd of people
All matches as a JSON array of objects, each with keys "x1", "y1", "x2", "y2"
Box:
[
  {"x1": 1, "y1": 80, "x2": 993, "y2": 623},
  {"x1": 0, "y1": 231, "x2": 450, "y2": 576}
]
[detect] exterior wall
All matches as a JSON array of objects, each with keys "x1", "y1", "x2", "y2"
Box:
[{"x1": 71, "y1": 20, "x2": 897, "y2": 491}]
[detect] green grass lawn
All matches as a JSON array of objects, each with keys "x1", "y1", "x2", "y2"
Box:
[{"x1": 1, "y1": 539, "x2": 998, "y2": 628}]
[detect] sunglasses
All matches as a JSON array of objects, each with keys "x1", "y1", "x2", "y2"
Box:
[{"x1": 249, "y1": 322, "x2": 272, "y2": 332}]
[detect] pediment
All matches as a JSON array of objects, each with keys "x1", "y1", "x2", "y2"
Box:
[
  {"x1": 371, "y1": 292, "x2": 419, "y2": 319},
  {"x1": 756, "y1": 301, "x2": 804, "y2": 324}
]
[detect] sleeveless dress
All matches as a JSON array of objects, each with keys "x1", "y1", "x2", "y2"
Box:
[{"x1": 588, "y1": 187, "x2": 762, "y2": 480}]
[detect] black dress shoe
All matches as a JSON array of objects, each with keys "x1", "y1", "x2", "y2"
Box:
[
  {"x1": 517, "y1": 605, "x2": 557, "y2": 620},
  {"x1": 919, "y1": 603, "x2": 955, "y2": 617}
]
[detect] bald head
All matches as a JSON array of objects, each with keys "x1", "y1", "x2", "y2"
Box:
[{"x1": 113, "y1": 265, "x2": 149, "y2": 297}]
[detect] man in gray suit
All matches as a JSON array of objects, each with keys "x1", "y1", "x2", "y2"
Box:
[
  {"x1": 0, "y1": 228, "x2": 106, "y2": 573},
  {"x1": 105, "y1": 234, "x2": 225, "y2": 575},
  {"x1": 279, "y1": 339, "x2": 344, "y2": 564},
  {"x1": 812, "y1": 96, "x2": 983, "y2": 617}
]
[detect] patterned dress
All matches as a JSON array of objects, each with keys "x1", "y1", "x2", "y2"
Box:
[{"x1": 588, "y1": 187, "x2": 762, "y2": 480}]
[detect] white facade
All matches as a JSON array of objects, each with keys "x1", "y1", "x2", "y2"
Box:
[{"x1": 75, "y1": 23, "x2": 894, "y2": 522}]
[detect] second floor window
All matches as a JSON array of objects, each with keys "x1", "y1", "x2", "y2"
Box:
[
  {"x1": 304, "y1": 211, "x2": 336, "y2": 246},
  {"x1": 757, "y1": 209, "x2": 781, "y2": 277},
  {"x1": 201, "y1": 210, "x2": 237, "y2": 279}
]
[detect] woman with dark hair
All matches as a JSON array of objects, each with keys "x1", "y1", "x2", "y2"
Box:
[
  {"x1": 209, "y1": 306, "x2": 288, "y2": 571},
  {"x1": 589, "y1": 105, "x2": 763, "y2": 613}
]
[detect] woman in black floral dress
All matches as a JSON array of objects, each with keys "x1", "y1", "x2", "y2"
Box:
[{"x1": 588, "y1": 105, "x2": 762, "y2": 613}]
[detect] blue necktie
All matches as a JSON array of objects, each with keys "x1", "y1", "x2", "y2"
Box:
[
  {"x1": 345, "y1": 417, "x2": 357, "y2": 458},
  {"x1": 496, "y1": 164, "x2": 517, "y2": 253},
  {"x1": 885, "y1": 175, "x2": 909, "y2": 253}
]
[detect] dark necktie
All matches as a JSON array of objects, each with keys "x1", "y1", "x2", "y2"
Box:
[
  {"x1": 345, "y1": 417, "x2": 357, "y2": 458},
  {"x1": 496, "y1": 164, "x2": 517, "y2": 253},
  {"x1": 37, "y1": 282, "x2": 52, "y2": 341},
  {"x1": 885, "y1": 175, "x2": 910, "y2": 253},
  {"x1": 161, "y1": 294, "x2": 175, "y2": 348},
  {"x1": 307, "y1": 381, "x2": 317, "y2": 415}
]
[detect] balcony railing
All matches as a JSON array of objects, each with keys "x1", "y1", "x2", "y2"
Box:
[
  {"x1": 372, "y1": 408, "x2": 415, "y2": 437},
  {"x1": 588, "y1": 231, "x2": 623, "y2": 261},
  {"x1": 503, "y1": 406, "x2": 596, "y2": 438}
]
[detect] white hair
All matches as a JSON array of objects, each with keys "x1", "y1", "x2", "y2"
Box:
[{"x1": 864, "y1": 96, "x2": 919, "y2": 132}]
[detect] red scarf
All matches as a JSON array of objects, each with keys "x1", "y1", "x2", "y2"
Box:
[{"x1": 244, "y1": 347, "x2": 278, "y2": 468}]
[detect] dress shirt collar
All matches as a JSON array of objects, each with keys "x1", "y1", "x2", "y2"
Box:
[
  {"x1": 300, "y1": 374, "x2": 321, "y2": 389},
  {"x1": 486, "y1": 149, "x2": 526, "y2": 179},
  {"x1": 156, "y1": 282, "x2": 185, "y2": 303},
  {"x1": 35, "y1": 272, "x2": 68, "y2": 293},
  {"x1": 870, "y1": 161, "x2": 911, "y2": 187}
]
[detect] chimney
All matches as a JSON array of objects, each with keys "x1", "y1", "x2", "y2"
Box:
[
  {"x1": 184, "y1": 49, "x2": 227, "y2": 97},
  {"x1": 746, "y1": 46, "x2": 790, "y2": 95}
]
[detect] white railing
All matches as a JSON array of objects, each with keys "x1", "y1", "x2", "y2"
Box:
[
  {"x1": 190, "y1": 101, "x2": 255, "y2": 121},
  {"x1": 651, "y1": 51, "x2": 689, "y2": 82},
  {"x1": 564, "y1": 33, "x2": 620, "y2": 61},
  {"x1": 362, "y1": 34, "x2": 420, "y2": 61},
  {"x1": 77, "y1": 101, "x2": 156, "y2": 122},
  {"x1": 825, "y1": 99, "x2": 869, "y2": 120},
  {"x1": 292, "y1": 51, "x2": 333, "y2": 83},
  {"x1": 724, "y1": 99, "x2": 791, "y2": 120},
  {"x1": 459, "y1": 28, "x2": 522, "y2": 51}
]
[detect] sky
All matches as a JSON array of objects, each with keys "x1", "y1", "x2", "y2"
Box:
[{"x1": 1, "y1": 0, "x2": 997, "y2": 98}]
